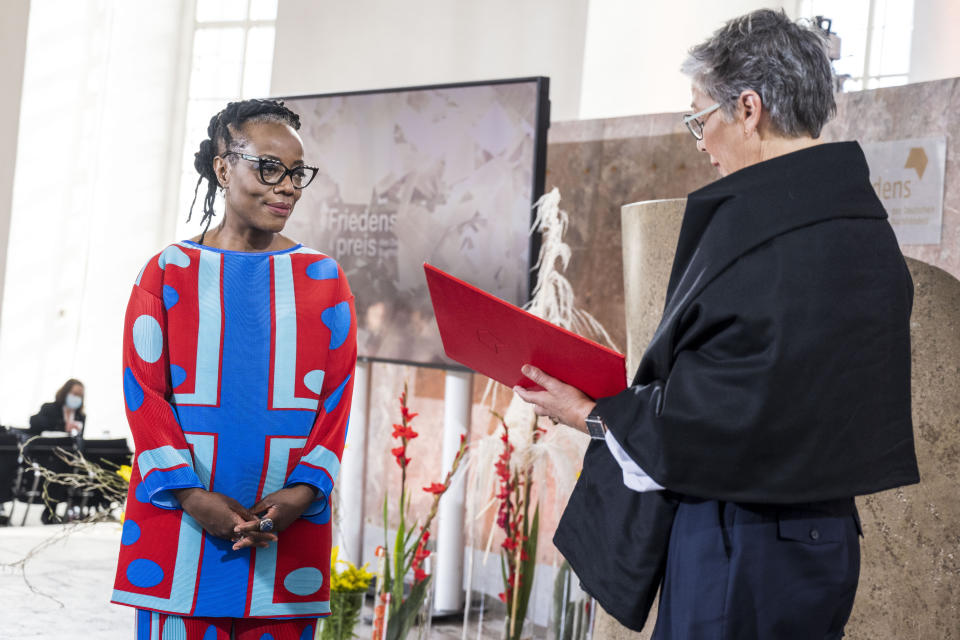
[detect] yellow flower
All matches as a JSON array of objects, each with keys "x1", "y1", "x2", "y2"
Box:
[
  {"x1": 117, "y1": 465, "x2": 132, "y2": 483},
  {"x1": 330, "y1": 546, "x2": 374, "y2": 593}
]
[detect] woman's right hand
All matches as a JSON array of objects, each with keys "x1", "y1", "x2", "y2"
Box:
[{"x1": 173, "y1": 488, "x2": 277, "y2": 548}]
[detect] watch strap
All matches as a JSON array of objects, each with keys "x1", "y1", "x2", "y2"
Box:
[{"x1": 585, "y1": 410, "x2": 607, "y2": 440}]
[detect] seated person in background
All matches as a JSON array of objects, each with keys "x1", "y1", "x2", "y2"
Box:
[{"x1": 29, "y1": 378, "x2": 85, "y2": 437}]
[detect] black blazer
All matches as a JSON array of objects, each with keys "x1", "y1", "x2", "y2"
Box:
[
  {"x1": 554, "y1": 142, "x2": 919, "y2": 631},
  {"x1": 595, "y1": 141, "x2": 918, "y2": 502},
  {"x1": 29, "y1": 402, "x2": 85, "y2": 436}
]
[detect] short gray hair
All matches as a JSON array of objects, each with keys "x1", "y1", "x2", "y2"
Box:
[{"x1": 681, "y1": 9, "x2": 836, "y2": 138}]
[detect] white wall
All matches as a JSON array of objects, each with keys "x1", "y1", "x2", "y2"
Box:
[
  {"x1": 0, "y1": 0, "x2": 30, "y2": 345},
  {"x1": 909, "y1": 0, "x2": 960, "y2": 85},
  {"x1": 271, "y1": 0, "x2": 591, "y2": 121},
  {"x1": 578, "y1": 0, "x2": 791, "y2": 119},
  {"x1": 3, "y1": 0, "x2": 959, "y2": 438},
  {"x1": 272, "y1": 1, "x2": 825, "y2": 121},
  {"x1": 0, "y1": 1, "x2": 188, "y2": 437}
]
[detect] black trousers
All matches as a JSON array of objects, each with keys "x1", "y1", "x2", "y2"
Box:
[{"x1": 652, "y1": 496, "x2": 861, "y2": 640}]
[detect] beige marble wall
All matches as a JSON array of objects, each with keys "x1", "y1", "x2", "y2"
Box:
[
  {"x1": 822, "y1": 79, "x2": 960, "y2": 279},
  {"x1": 546, "y1": 77, "x2": 960, "y2": 353}
]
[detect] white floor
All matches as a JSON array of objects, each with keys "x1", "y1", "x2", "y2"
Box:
[
  {"x1": 0, "y1": 510, "x2": 131, "y2": 639},
  {"x1": 0, "y1": 504, "x2": 500, "y2": 640}
]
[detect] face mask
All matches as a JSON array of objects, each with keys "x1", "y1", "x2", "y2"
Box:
[{"x1": 65, "y1": 393, "x2": 83, "y2": 410}]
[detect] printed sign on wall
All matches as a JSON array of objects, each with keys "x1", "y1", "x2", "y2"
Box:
[{"x1": 861, "y1": 136, "x2": 947, "y2": 245}]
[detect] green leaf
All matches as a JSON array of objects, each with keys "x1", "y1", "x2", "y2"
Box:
[
  {"x1": 510, "y1": 504, "x2": 539, "y2": 640},
  {"x1": 382, "y1": 494, "x2": 392, "y2": 590},
  {"x1": 402, "y1": 519, "x2": 419, "y2": 553},
  {"x1": 384, "y1": 576, "x2": 432, "y2": 640},
  {"x1": 550, "y1": 560, "x2": 572, "y2": 640}
]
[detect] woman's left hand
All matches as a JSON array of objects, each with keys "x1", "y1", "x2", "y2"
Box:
[
  {"x1": 513, "y1": 365, "x2": 597, "y2": 434},
  {"x1": 232, "y1": 484, "x2": 319, "y2": 549}
]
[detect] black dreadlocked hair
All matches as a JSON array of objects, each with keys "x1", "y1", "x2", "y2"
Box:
[{"x1": 188, "y1": 99, "x2": 302, "y2": 243}]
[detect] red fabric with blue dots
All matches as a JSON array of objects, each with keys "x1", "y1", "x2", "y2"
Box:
[
  {"x1": 114, "y1": 242, "x2": 356, "y2": 620},
  {"x1": 135, "y1": 608, "x2": 317, "y2": 639}
]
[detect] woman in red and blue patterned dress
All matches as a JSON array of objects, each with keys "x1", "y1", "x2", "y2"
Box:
[{"x1": 112, "y1": 99, "x2": 356, "y2": 640}]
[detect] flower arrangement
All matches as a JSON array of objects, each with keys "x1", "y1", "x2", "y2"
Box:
[
  {"x1": 495, "y1": 414, "x2": 544, "y2": 640},
  {"x1": 320, "y1": 547, "x2": 374, "y2": 640},
  {"x1": 372, "y1": 383, "x2": 468, "y2": 640},
  {"x1": 330, "y1": 546, "x2": 374, "y2": 593},
  {"x1": 460, "y1": 189, "x2": 614, "y2": 638},
  {"x1": 15, "y1": 437, "x2": 130, "y2": 522}
]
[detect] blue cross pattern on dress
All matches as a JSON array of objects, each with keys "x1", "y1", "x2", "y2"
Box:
[{"x1": 114, "y1": 243, "x2": 353, "y2": 620}]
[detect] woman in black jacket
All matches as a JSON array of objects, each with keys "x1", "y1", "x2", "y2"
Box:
[
  {"x1": 517, "y1": 9, "x2": 918, "y2": 639},
  {"x1": 29, "y1": 378, "x2": 85, "y2": 436}
]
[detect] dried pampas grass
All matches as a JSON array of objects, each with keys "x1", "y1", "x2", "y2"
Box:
[{"x1": 465, "y1": 186, "x2": 618, "y2": 571}]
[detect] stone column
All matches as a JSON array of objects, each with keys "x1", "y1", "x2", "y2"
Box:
[
  {"x1": 433, "y1": 370, "x2": 472, "y2": 613},
  {"x1": 845, "y1": 258, "x2": 960, "y2": 639},
  {"x1": 593, "y1": 198, "x2": 686, "y2": 640}
]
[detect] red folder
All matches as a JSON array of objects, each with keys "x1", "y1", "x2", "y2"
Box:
[{"x1": 424, "y1": 263, "x2": 627, "y2": 399}]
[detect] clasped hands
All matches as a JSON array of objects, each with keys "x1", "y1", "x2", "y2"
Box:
[
  {"x1": 512, "y1": 364, "x2": 596, "y2": 434},
  {"x1": 173, "y1": 484, "x2": 317, "y2": 551}
]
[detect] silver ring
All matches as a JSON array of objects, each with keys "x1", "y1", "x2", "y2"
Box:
[{"x1": 258, "y1": 518, "x2": 275, "y2": 532}]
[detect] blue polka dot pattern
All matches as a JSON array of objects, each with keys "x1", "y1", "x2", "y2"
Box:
[
  {"x1": 126, "y1": 558, "x2": 164, "y2": 588},
  {"x1": 132, "y1": 315, "x2": 163, "y2": 363},
  {"x1": 123, "y1": 367, "x2": 144, "y2": 411},
  {"x1": 134, "y1": 262, "x2": 147, "y2": 286},
  {"x1": 134, "y1": 482, "x2": 149, "y2": 503},
  {"x1": 283, "y1": 566, "x2": 324, "y2": 596},
  {"x1": 202, "y1": 626, "x2": 218, "y2": 640},
  {"x1": 170, "y1": 364, "x2": 187, "y2": 389},
  {"x1": 259, "y1": 634, "x2": 275, "y2": 640},
  {"x1": 323, "y1": 374, "x2": 352, "y2": 414},
  {"x1": 321, "y1": 301, "x2": 351, "y2": 350},
  {"x1": 299, "y1": 626, "x2": 314, "y2": 640},
  {"x1": 303, "y1": 369, "x2": 325, "y2": 395},
  {"x1": 306, "y1": 258, "x2": 339, "y2": 280},
  {"x1": 121, "y1": 520, "x2": 141, "y2": 545},
  {"x1": 158, "y1": 245, "x2": 190, "y2": 270},
  {"x1": 163, "y1": 285, "x2": 179, "y2": 310},
  {"x1": 162, "y1": 614, "x2": 186, "y2": 640}
]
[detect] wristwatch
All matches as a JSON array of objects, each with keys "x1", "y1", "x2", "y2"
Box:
[{"x1": 584, "y1": 409, "x2": 608, "y2": 440}]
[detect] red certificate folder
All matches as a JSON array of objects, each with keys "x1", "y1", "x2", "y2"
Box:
[{"x1": 424, "y1": 263, "x2": 627, "y2": 399}]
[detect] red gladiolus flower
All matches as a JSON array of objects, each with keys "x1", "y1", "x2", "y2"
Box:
[
  {"x1": 395, "y1": 426, "x2": 418, "y2": 440},
  {"x1": 411, "y1": 532, "x2": 432, "y2": 584},
  {"x1": 422, "y1": 482, "x2": 446, "y2": 494}
]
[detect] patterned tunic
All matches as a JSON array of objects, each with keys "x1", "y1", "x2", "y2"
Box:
[{"x1": 112, "y1": 241, "x2": 356, "y2": 619}]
